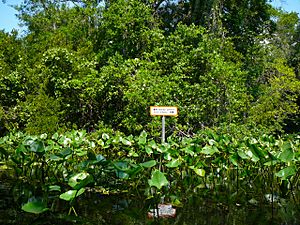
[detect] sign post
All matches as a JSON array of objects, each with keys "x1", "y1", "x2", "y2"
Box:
[
  {"x1": 150, "y1": 106, "x2": 178, "y2": 143},
  {"x1": 162, "y1": 116, "x2": 165, "y2": 143}
]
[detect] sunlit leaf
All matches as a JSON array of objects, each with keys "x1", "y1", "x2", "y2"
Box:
[
  {"x1": 201, "y1": 145, "x2": 219, "y2": 155},
  {"x1": 275, "y1": 166, "x2": 296, "y2": 180},
  {"x1": 193, "y1": 168, "x2": 205, "y2": 177},
  {"x1": 75, "y1": 150, "x2": 87, "y2": 156},
  {"x1": 140, "y1": 160, "x2": 157, "y2": 168},
  {"x1": 237, "y1": 149, "x2": 249, "y2": 159},
  {"x1": 145, "y1": 146, "x2": 153, "y2": 154},
  {"x1": 22, "y1": 199, "x2": 49, "y2": 214},
  {"x1": 182, "y1": 146, "x2": 195, "y2": 156},
  {"x1": 59, "y1": 188, "x2": 85, "y2": 201},
  {"x1": 138, "y1": 131, "x2": 147, "y2": 145},
  {"x1": 165, "y1": 159, "x2": 181, "y2": 168},
  {"x1": 48, "y1": 185, "x2": 61, "y2": 192},
  {"x1": 148, "y1": 170, "x2": 168, "y2": 190},
  {"x1": 278, "y1": 144, "x2": 294, "y2": 162},
  {"x1": 102, "y1": 133, "x2": 110, "y2": 140},
  {"x1": 68, "y1": 172, "x2": 94, "y2": 189},
  {"x1": 122, "y1": 138, "x2": 131, "y2": 146},
  {"x1": 149, "y1": 140, "x2": 157, "y2": 149},
  {"x1": 52, "y1": 132, "x2": 59, "y2": 140}
]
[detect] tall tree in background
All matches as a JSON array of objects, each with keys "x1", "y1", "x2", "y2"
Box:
[{"x1": 0, "y1": 0, "x2": 299, "y2": 135}]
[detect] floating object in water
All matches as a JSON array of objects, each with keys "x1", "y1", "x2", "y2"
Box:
[{"x1": 148, "y1": 204, "x2": 176, "y2": 219}]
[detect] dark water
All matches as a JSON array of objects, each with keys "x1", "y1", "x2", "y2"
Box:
[
  {"x1": 0, "y1": 170, "x2": 299, "y2": 225},
  {"x1": 1, "y1": 184, "x2": 299, "y2": 225}
]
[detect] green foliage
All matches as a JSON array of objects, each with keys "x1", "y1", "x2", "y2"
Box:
[
  {"x1": 1, "y1": 130, "x2": 300, "y2": 217},
  {"x1": 0, "y1": 0, "x2": 299, "y2": 135},
  {"x1": 96, "y1": 0, "x2": 158, "y2": 62},
  {"x1": 248, "y1": 59, "x2": 300, "y2": 132},
  {"x1": 21, "y1": 198, "x2": 49, "y2": 214},
  {"x1": 22, "y1": 90, "x2": 61, "y2": 134},
  {"x1": 148, "y1": 169, "x2": 169, "y2": 190}
]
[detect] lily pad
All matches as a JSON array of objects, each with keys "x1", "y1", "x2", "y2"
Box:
[
  {"x1": 148, "y1": 170, "x2": 168, "y2": 190},
  {"x1": 68, "y1": 172, "x2": 94, "y2": 189},
  {"x1": 201, "y1": 145, "x2": 219, "y2": 155},
  {"x1": 275, "y1": 166, "x2": 296, "y2": 180},
  {"x1": 165, "y1": 159, "x2": 181, "y2": 168},
  {"x1": 140, "y1": 160, "x2": 157, "y2": 168},
  {"x1": 22, "y1": 199, "x2": 49, "y2": 214},
  {"x1": 59, "y1": 188, "x2": 85, "y2": 201},
  {"x1": 193, "y1": 168, "x2": 206, "y2": 177}
]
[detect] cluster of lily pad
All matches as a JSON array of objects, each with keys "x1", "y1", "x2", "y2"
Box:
[{"x1": 0, "y1": 129, "x2": 299, "y2": 216}]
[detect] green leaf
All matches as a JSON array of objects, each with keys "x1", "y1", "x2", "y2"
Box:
[
  {"x1": 182, "y1": 146, "x2": 195, "y2": 156},
  {"x1": 229, "y1": 154, "x2": 239, "y2": 167},
  {"x1": 149, "y1": 140, "x2": 157, "y2": 149},
  {"x1": 114, "y1": 161, "x2": 130, "y2": 179},
  {"x1": 49, "y1": 154, "x2": 63, "y2": 161},
  {"x1": 59, "y1": 188, "x2": 85, "y2": 201},
  {"x1": 48, "y1": 185, "x2": 61, "y2": 192},
  {"x1": 140, "y1": 160, "x2": 157, "y2": 168},
  {"x1": 237, "y1": 149, "x2": 249, "y2": 159},
  {"x1": 59, "y1": 147, "x2": 72, "y2": 158},
  {"x1": 278, "y1": 143, "x2": 294, "y2": 162},
  {"x1": 24, "y1": 138, "x2": 45, "y2": 153},
  {"x1": 165, "y1": 158, "x2": 181, "y2": 168},
  {"x1": 264, "y1": 160, "x2": 279, "y2": 166},
  {"x1": 116, "y1": 170, "x2": 129, "y2": 179},
  {"x1": 75, "y1": 150, "x2": 87, "y2": 156},
  {"x1": 148, "y1": 169, "x2": 168, "y2": 190},
  {"x1": 275, "y1": 166, "x2": 296, "y2": 180},
  {"x1": 102, "y1": 133, "x2": 110, "y2": 140},
  {"x1": 52, "y1": 132, "x2": 59, "y2": 140},
  {"x1": 113, "y1": 161, "x2": 129, "y2": 171},
  {"x1": 22, "y1": 199, "x2": 49, "y2": 214},
  {"x1": 122, "y1": 138, "x2": 132, "y2": 146},
  {"x1": 145, "y1": 146, "x2": 153, "y2": 154},
  {"x1": 193, "y1": 168, "x2": 205, "y2": 177},
  {"x1": 138, "y1": 131, "x2": 147, "y2": 145},
  {"x1": 245, "y1": 149, "x2": 260, "y2": 162},
  {"x1": 68, "y1": 172, "x2": 94, "y2": 190},
  {"x1": 201, "y1": 145, "x2": 219, "y2": 155},
  {"x1": 16, "y1": 144, "x2": 27, "y2": 154}
]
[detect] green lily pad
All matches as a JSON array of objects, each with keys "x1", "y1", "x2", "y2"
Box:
[
  {"x1": 59, "y1": 188, "x2": 85, "y2": 201},
  {"x1": 201, "y1": 145, "x2": 219, "y2": 155},
  {"x1": 24, "y1": 138, "x2": 45, "y2": 154},
  {"x1": 102, "y1": 133, "x2": 110, "y2": 140},
  {"x1": 122, "y1": 138, "x2": 132, "y2": 146},
  {"x1": 148, "y1": 170, "x2": 168, "y2": 190},
  {"x1": 275, "y1": 166, "x2": 296, "y2": 180},
  {"x1": 165, "y1": 159, "x2": 181, "y2": 168},
  {"x1": 59, "y1": 147, "x2": 72, "y2": 158},
  {"x1": 68, "y1": 172, "x2": 94, "y2": 189},
  {"x1": 22, "y1": 199, "x2": 49, "y2": 214},
  {"x1": 278, "y1": 146, "x2": 294, "y2": 163},
  {"x1": 193, "y1": 168, "x2": 206, "y2": 177},
  {"x1": 48, "y1": 185, "x2": 61, "y2": 192},
  {"x1": 140, "y1": 160, "x2": 157, "y2": 168},
  {"x1": 138, "y1": 131, "x2": 147, "y2": 145}
]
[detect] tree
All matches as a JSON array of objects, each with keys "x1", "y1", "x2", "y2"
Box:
[{"x1": 248, "y1": 59, "x2": 300, "y2": 132}]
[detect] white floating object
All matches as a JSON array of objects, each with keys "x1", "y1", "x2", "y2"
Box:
[{"x1": 148, "y1": 204, "x2": 176, "y2": 219}]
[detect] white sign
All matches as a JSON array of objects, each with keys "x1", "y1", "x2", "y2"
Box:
[{"x1": 150, "y1": 106, "x2": 178, "y2": 116}]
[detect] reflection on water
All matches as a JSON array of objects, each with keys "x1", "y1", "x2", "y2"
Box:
[{"x1": 0, "y1": 179, "x2": 299, "y2": 225}]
